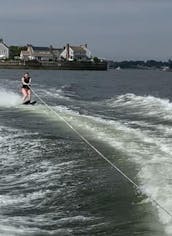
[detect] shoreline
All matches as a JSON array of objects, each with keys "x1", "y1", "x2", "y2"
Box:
[{"x1": 0, "y1": 61, "x2": 107, "y2": 71}]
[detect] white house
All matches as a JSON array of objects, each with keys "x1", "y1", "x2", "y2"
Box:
[
  {"x1": 20, "y1": 45, "x2": 54, "y2": 61},
  {"x1": 0, "y1": 39, "x2": 9, "y2": 59},
  {"x1": 60, "y1": 44, "x2": 92, "y2": 61}
]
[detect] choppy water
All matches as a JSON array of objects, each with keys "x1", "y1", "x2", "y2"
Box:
[{"x1": 0, "y1": 69, "x2": 172, "y2": 235}]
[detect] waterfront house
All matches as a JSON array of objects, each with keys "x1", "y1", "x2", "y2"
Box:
[
  {"x1": 50, "y1": 47, "x2": 64, "y2": 61},
  {"x1": 0, "y1": 39, "x2": 9, "y2": 59},
  {"x1": 60, "y1": 44, "x2": 91, "y2": 61},
  {"x1": 20, "y1": 45, "x2": 54, "y2": 61}
]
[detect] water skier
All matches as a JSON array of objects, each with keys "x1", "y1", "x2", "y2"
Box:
[{"x1": 21, "y1": 72, "x2": 32, "y2": 102}]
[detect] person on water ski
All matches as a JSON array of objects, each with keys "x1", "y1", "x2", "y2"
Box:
[{"x1": 21, "y1": 72, "x2": 31, "y2": 102}]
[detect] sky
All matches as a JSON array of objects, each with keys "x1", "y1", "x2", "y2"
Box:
[{"x1": 0, "y1": 0, "x2": 172, "y2": 61}]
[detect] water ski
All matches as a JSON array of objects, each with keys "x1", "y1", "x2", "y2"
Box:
[{"x1": 23, "y1": 100, "x2": 37, "y2": 105}]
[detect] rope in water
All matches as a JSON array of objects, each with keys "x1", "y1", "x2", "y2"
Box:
[{"x1": 31, "y1": 87, "x2": 172, "y2": 218}]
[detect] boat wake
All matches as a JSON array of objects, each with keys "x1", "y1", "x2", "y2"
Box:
[
  {"x1": 48, "y1": 94, "x2": 172, "y2": 235},
  {"x1": 1, "y1": 89, "x2": 172, "y2": 235}
]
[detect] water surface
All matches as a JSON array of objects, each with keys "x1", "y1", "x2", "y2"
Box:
[{"x1": 0, "y1": 69, "x2": 172, "y2": 235}]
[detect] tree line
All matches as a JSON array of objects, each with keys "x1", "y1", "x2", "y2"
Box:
[{"x1": 108, "y1": 60, "x2": 172, "y2": 69}]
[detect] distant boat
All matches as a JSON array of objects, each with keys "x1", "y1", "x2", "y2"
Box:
[
  {"x1": 161, "y1": 66, "x2": 169, "y2": 71},
  {"x1": 115, "y1": 66, "x2": 121, "y2": 71}
]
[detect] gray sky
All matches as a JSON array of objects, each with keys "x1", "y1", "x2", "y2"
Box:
[{"x1": 1, "y1": 0, "x2": 172, "y2": 60}]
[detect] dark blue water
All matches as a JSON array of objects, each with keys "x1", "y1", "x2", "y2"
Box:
[{"x1": 0, "y1": 69, "x2": 172, "y2": 235}]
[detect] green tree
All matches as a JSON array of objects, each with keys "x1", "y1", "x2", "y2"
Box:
[
  {"x1": 9, "y1": 46, "x2": 27, "y2": 59},
  {"x1": 93, "y1": 57, "x2": 100, "y2": 63}
]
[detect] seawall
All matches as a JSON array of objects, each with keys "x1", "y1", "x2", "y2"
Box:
[{"x1": 0, "y1": 61, "x2": 107, "y2": 71}]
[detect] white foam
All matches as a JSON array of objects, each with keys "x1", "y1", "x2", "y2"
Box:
[
  {"x1": 106, "y1": 93, "x2": 172, "y2": 121},
  {"x1": 55, "y1": 215, "x2": 95, "y2": 224},
  {"x1": 37, "y1": 88, "x2": 70, "y2": 100},
  {"x1": 0, "y1": 222, "x2": 72, "y2": 236},
  {"x1": 0, "y1": 89, "x2": 21, "y2": 107},
  {"x1": 0, "y1": 189, "x2": 51, "y2": 207}
]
